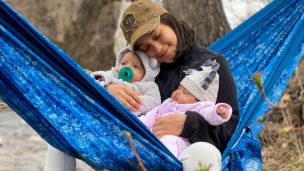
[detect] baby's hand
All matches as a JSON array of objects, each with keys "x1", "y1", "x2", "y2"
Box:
[
  {"x1": 216, "y1": 106, "x2": 228, "y2": 119},
  {"x1": 95, "y1": 75, "x2": 105, "y2": 82},
  {"x1": 91, "y1": 71, "x2": 105, "y2": 82}
]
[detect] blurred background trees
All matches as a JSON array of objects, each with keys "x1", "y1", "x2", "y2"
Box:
[{"x1": 6, "y1": 0, "x2": 230, "y2": 70}]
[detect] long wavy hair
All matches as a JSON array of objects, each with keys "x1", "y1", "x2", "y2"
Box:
[{"x1": 160, "y1": 13, "x2": 196, "y2": 57}]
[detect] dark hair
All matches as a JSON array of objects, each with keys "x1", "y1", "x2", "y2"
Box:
[{"x1": 160, "y1": 13, "x2": 196, "y2": 57}]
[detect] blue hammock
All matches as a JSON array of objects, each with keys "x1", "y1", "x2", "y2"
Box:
[{"x1": 0, "y1": 0, "x2": 304, "y2": 170}]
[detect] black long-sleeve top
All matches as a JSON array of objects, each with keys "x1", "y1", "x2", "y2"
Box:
[{"x1": 155, "y1": 45, "x2": 239, "y2": 153}]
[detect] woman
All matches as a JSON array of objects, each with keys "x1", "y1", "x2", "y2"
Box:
[
  {"x1": 45, "y1": 0, "x2": 239, "y2": 170},
  {"x1": 107, "y1": 0, "x2": 239, "y2": 170}
]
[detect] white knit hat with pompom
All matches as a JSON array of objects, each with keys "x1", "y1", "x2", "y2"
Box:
[{"x1": 180, "y1": 59, "x2": 220, "y2": 103}]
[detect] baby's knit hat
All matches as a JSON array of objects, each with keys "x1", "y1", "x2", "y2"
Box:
[
  {"x1": 180, "y1": 59, "x2": 220, "y2": 103},
  {"x1": 116, "y1": 46, "x2": 160, "y2": 82}
]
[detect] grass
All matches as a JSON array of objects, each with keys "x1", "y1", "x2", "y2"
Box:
[{"x1": 260, "y1": 57, "x2": 304, "y2": 171}]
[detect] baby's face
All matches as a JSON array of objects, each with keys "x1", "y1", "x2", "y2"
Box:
[
  {"x1": 118, "y1": 52, "x2": 145, "y2": 82},
  {"x1": 171, "y1": 85, "x2": 199, "y2": 104}
]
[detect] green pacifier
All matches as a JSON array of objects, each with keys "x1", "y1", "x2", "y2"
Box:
[{"x1": 119, "y1": 67, "x2": 134, "y2": 82}]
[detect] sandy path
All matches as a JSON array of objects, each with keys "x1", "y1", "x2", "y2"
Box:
[{"x1": 0, "y1": 102, "x2": 93, "y2": 171}]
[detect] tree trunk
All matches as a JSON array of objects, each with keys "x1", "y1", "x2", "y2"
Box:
[
  {"x1": 62, "y1": 0, "x2": 121, "y2": 71},
  {"x1": 6, "y1": 0, "x2": 82, "y2": 45},
  {"x1": 163, "y1": 0, "x2": 231, "y2": 47}
]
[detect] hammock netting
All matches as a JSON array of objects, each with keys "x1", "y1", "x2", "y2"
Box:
[{"x1": 0, "y1": 0, "x2": 304, "y2": 170}]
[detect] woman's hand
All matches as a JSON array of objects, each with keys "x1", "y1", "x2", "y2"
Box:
[
  {"x1": 152, "y1": 114, "x2": 186, "y2": 138},
  {"x1": 105, "y1": 84, "x2": 142, "y2": 112}
]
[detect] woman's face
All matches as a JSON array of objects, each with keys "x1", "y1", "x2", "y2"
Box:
[{"x1": 135, "y1": 23, "x2": 177, "y2": 63}]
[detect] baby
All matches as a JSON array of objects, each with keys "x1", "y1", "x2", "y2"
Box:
[
  {"x1": 91, "y1": 46, "x2": 161, "y2": 116},
  {"x1": 139, "y1": 59, "x2": 232, "y2": 157}
]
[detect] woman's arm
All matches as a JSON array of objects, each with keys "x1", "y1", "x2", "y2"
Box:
[
  {"x1": 152, "y1": 114, "x2": 186, "y2": 138},
  {"x1": 180, "y1": 111, "x2": 238, "y2": 152},
  {"x1": 105, "y1": 84, "x2": 142, "y2": 112},
  {"x1": 92, "y1": 70, "x2": 143, "y2": 112}
]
